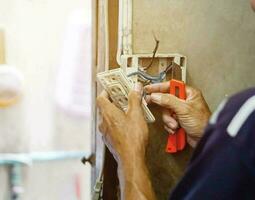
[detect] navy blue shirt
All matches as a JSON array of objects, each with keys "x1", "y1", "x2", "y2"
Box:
[{"x1": 170, "y1": 88, "x2": 255, "y2": 200}]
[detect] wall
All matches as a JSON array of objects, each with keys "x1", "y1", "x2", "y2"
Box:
[
  {"x1": 132, "y1": 0, "x2": 255, "y2": 199},
  {"x1": 133, "y1": 0, "x2": 255, "y2": 110},
  {"x1": 0, "y1": 0, "x2": 91, "y2": 199}
]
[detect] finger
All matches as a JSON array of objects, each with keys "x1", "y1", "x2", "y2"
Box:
[
  {"x1": 100, "y1": 90, "x2": 110, "y2": 99},
  {"x1": 150, "y1": 93, "x2": 185, "y2": 113},
  {"x1": 162, "y1": 109, "x2": 179, "y2": 130},
  {"x1": 133, "y1": 82, "x2": 143, "y2": 98},
  {"x1": 185, "y1": 85, "x2": 203, "y2": 101},
  {"x1": 127, "y1": 83, "x2": 143, "y2": 116},
  {"x1": 164, "y1": 121, "x2": 178, "y2": 133},
  {"x1": 187, "y1": 136, "x2": 197, "y2": 148},
  {"x1": 145, "y1": 95, "x2": 151, "y2": 104},
  {"x1": 144, "y1": 82, "x2": 170, "y2": 94},
  {"x1": 97, "y1": 91, "x2": 120, "y2": 115},
  {"x1": 146, "y1": 86, "x2": 190, "y2": 104},
  {"x1": 97, "y1": 92, "x2": 125, "y2": 127},
  {"x1": 162, "y1": 108, "x2": 173, "y2": 120},
  {"x1": 145, "y1": 82, "x2": 196, "y2": 99},
  {"x1": 99, "y1": 121, "x2": 108, "y2": 134},
  {"x1": 164, "y1": 125, "x2": 175, "y2": 134},
  {"x1": 98, "y1": 112, "x2": 110, "y2": 135}
]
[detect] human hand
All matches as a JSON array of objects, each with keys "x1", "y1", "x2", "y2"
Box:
[
  {"x1": 97, "y1": 83, "x2": 149, "y2": 164},
  {"x1": 97, "y1": 84, "x2": 156, "y2": 200},
  {"x1": 145, "y1": 82, "x2": 211, "y2": 147}
]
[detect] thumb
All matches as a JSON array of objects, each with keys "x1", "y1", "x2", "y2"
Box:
[
  {"x1": 127, "y1": 83, "x2": 143, "y2": 116},
  {"x1": 150, "y1": 93, "x2": 185, "y2": 113}
]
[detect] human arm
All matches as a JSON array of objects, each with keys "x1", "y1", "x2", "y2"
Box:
[
  {"x1": 145, "y1": 82, "x2": 211, "y2": 147},
  {"x1": 169, "y1": 88, "x2": 255, "y2": 199},
  {"x1": 97, "y1": 84, "x2": 156, "y2": 200}
]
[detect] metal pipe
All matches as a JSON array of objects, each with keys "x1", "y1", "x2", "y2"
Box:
[
  {"x1": 0, "y1": 151, "x2": 88, "y2": 165},
  {"x1": 10, "y1": 164, "x2": 23, "y2": 200},
  {"x1": 0, "y1": 151, "x2": 90, "y2": 200}
]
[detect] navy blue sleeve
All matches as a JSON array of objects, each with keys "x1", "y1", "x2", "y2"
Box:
[{"x1": 169, "y1": 88, "x2": 255, "y2": 200}]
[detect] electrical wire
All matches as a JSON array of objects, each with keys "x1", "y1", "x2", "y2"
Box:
[{"x1": 143, "y1": 34, "x2": 160, "y2": 70}]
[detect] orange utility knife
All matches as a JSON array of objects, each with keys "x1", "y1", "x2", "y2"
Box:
[{"x1": 166, "y1": 79, "x2": 187, "y2": 153}]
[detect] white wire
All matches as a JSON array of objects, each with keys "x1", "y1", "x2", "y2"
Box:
[
  {"x1": 116, "y1": 0, "x2": 123, "y2": 65},
  {"x1": 117, "y1": 0, "x2": 133, "y2": 65},
  {"x1": 104, "y1": 0, "x2": 109, "y2": 70},
  {"x1": 127, "y1": 0, "x2": 133, "y2": 55}
]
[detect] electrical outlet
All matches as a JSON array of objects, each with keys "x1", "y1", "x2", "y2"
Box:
[
  {"x1": 97, "y1": 68, "x2": 155, "y2": 123},
  {"x1": 120, "y1": 54, "x2": 187, "y2": 83}
]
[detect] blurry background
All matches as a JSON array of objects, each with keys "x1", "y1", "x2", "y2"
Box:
[{"x1": 0, "y1": 0, "x2": 92, "y2": 199}]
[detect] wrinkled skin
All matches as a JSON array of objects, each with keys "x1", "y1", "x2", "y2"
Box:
[
  {"x1": 251, "y1": 0, "x2": 255, "y2": 11},
  {"x1": 97, "y1": 86, "x2": 148, "y2": 164},
  {"x1": 97, "y1": 2, "x2": 254, "y2": 199},
  {"x1": 97, "y1": 84, "x2": 156, "y2": 200},
  {"x1": 145, "y1": 82, "x2": 211, "y2": 147},
  {"x1": 97, "y1": 82, "x2": 211, "y2": 199}
]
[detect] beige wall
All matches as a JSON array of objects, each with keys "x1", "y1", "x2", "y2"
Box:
[
  {"x1": 0, "y1": 0, "x2": 91, "y2": 199},
  {"x1": 133, "y1": 0, "x2": 255, "y2": 110},
  {"x1": 132, "y1": 1, "x2": 255, "y2": 199}
]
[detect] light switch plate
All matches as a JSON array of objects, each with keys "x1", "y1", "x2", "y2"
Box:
[{"x1": 97, "y1": 68, "x2": 155, "y2": 123}]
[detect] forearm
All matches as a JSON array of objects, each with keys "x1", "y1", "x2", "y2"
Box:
[{"x1": 118, "y1": 153, "x2": 156, "y2": 200}]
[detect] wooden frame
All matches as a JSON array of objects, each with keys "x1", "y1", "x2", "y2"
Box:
[
  {"x1": 91, "y1": 0, "x2": 120, "y2": 199},
  {"x1": 92, "y1": 1, "x2": 192, "y2": 199}
]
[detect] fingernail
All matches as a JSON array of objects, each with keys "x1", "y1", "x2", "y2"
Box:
[
  {"x1": 144, "y1": 85, "x2": 150, "y2": 93},
  {"x1": 168, "y1": 121, "x2": 174, "y2": 128},
  {"x1": 151, "y1": 93, "x2": 161, "y2": 104},
  {"x1": 134, "y1": 82, "x2": 143, "y2": 94},
  {"x1": 145, "y1": 95, "x2": 151, "y2": 103}
]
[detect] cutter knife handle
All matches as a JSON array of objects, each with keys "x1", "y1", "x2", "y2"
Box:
[{"x1": 166, "y1": 79, "x2": 187, "y2": 153}]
